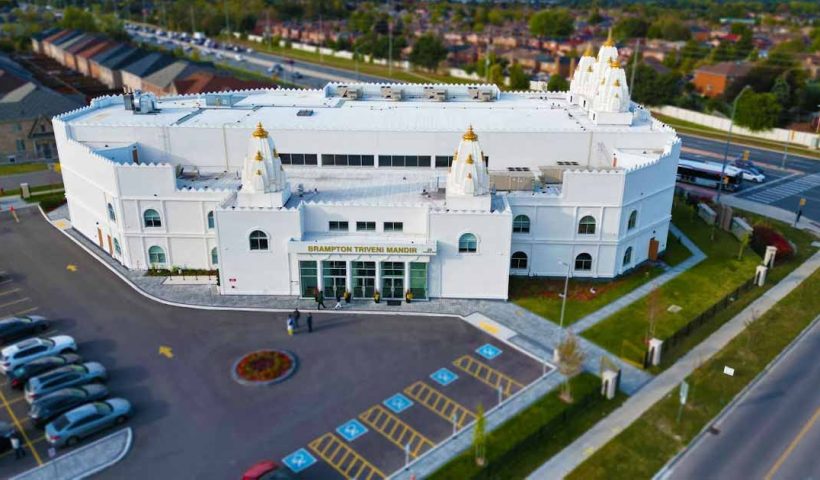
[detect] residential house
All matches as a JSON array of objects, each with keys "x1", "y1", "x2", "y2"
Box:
[
  {"x1": 64, "y1": 35, "x2": 104, "y2": 71},
  {"x1": 30, "y1": 28, "x2": 60, "y2": 55},
  {"x1": 693, "y1": 61, "x2": 753, "y2": 97},
  {"x1": 120, "y1": 52, "x2": 175, "y2": 93},
  {"x1": 169, "y1": 71, "x2": 272, "y2": 95},
  {"x1": 76, "y1": 40, "x2": 117, "y2": 77},
  {"x1": 140, "y1": 61, "x2": 204, "y2": 95},
  {"x1": 44, "y1": 30, "x2": 80, "y2": 60}
]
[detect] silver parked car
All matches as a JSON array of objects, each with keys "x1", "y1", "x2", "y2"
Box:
[
  {"x1": 0, "y1": 336, "x2": 77, "y2": 374},
  {"x1": 45, "y1": 398, "x2": 131, "y2": 448},
  {"x1": 25, "y1": 362, "x2": 107, "y2": 403}
]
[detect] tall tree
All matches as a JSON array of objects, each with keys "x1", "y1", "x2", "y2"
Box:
[
  {"x1": 508, "y1": 63, "x2": 530, "y2": 90},
  {"x1": 547, "y1": 74, "x2": 570, "y2": 92},
  {"x1": 409, "y1": 34, "x2": 447, "y2": 72},
  {"x1": 734, "y1": 92, "x2": 782, "y2": 131},
  {"x1": 528, "y1": 8, "x2": 574, "y2": 38}
]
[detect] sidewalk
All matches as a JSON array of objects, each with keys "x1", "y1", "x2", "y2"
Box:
[
  {"x1": 721, "y1": 195, "x2": 820, "y2": 236},
  {"x1": 12, "y1": 428, "x2": 131, "y2": 480},
  {"x1": 526, "y1": 249, "x2": 820, "y2": 480}
]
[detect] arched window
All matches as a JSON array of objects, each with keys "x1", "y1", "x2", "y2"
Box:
[
  {"x1": 575, "y1": 253, "x2": 592, "y2": 271},
  {"x1": 458, "y1": 233, "x2": 478, "y2": 253},
  {"x1": 107, "y1": 203, "x2": 116, "y2": 222},
  {"x1": 512, "y1": 215, "x2": 530, "y2": 234},
  {"x1": 143, "y1": 209, "x2": 161, "y2": 228},
  {"x1": 511, "y1": 252, "x2": 528, "y2": 269},
  {"x1": 207, "y1": 211, "x2": 215, "y2": 230},
  {"x1": 113, "y1": 238, "x2": 121, "y2": 255},
  {"x1": 578, "y1": 216, "x2": 596, "y2": 235},
  {"x1": 148, "y1": 246, "x2": 166, "y2": 265},
  {"x1": 249, "y1": 230, "x2": 269, "y2": 251},
  {"x1": 211, "y1": 247, "x2": 218, "y2": 265},
  {"x1": 628, "y1": 210, "x2": 638, "y2": 230},
  {"x1": 623, "y1": 247, "x2": 633, "y2": 266}
]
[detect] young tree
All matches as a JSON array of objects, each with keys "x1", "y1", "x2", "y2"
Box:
[
  {"x1": 488, "y1": 63, "x2": 504, "y2": 87},
  {"x1": 613, "y1": 17, "x2": 649, "y2": 40},
  {"x1": 547, "y1": 74, "x2": 570, "y2": 92},
  {"x1": 735, "y1": 92, "x2": 782, "y2": 131},
  {"x1": 556, "y1": 331, "x2": 585, "y2": 403},
  {"x1": 409, "y1": 34, "x2": 447, "y2": 72},
  {"x1": 508, "y1": 63, "x2": 530, "y2": 90},
  {"x1": 528, "y1": 8, "x2": 574, "y2": 38},
  {"x1": 473, "y1": 403, "x2": 486, "y2": 466}
]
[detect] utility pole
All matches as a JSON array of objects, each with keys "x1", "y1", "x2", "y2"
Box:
[
  {"x1": 717, "y1": 85, "x2": 752, "y2": 203},
  {"x1": 781, "y1": 130, "x2": 793, "y2": 169},
  {"x1": 223, "y1": 0, "x2": 230, "y2": 37},
  {"x1": 190, "y1": 4, "x2": 196, "y2": 34},
  {"x1": 629, "y1": 38, "x2": 640, "y2": 90},
  {"x1": 388, "y1": 18, "x2": 393, "y2": 76},
  {"x1": 484, "y1": 38, "x2": 492, "y2": 84}
]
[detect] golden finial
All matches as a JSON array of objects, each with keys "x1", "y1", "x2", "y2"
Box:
[
  {"x1": 466, "y1": 154, "x2": 474, "y2": 164},
  {"x1": 610, "y1": 58, "x2": 621, "y2": 68},
  {"x1": 583, "y1": 43, "x2": 593, "y2": 57},
  {"x1": 467, "y1": 173, "x2": 472, "y2": 179},
  {"x1": 252, "y1": 122, "x2": 268, "y2": 138},
  {"x1": 254, "y1": 150, "x2": 263, "y2": 161},
  {"x1": 587, "y1": 65, "x2": 593, "y2": 72},
  {"x1": 603, "y1": 28, "x2": 615, "y2": 47},
  {"x1": 614, "y1": 79, "x2": 621, "y2": 87},
  {"x1": 255, "y1": 169, "x2": 262, "y2": 176},
  {"x1": 462, "y1": 125, "x2": 478, "y2": 141}
]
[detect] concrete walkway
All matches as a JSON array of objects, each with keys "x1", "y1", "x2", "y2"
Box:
[
  {"x1": 573, "y1": 224, "x2": 706, "y2": 333},
  {"x1": 526, "y1": 249, "x2": 820, "y2": 480},
  {"x1": 722, "y1": 195, "x2": 820, "y2": 236}
]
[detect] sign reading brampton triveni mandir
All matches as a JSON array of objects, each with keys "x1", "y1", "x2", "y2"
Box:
[{"x1": 306, "y1": 245, "x2": 420, "y2": 254}]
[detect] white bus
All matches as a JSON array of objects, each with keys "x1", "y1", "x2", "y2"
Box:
[{"x1": 677, "y1": 159, "x2": 743, "y2": 191}]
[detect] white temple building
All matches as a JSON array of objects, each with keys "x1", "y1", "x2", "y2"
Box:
[{"x1": 52, "y1": 40, "x2": 680, "y2": 300}]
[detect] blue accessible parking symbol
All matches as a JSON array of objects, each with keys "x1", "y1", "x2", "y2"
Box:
[
  {"x1": 384, "y1": 393, "x2": 414, "y2": 413},
  {"x1": 430, "y1": 368, "x2": 458, "y2": 386},
  {"x1": 282, "y1": 448, "x2": 317, "y2": 473},
  {"x1": 336, "y1": 419, "x2": 368, "y2": 441},
  {"x1": 476, "y1": 343, "x2": 503, "y2": 360}
]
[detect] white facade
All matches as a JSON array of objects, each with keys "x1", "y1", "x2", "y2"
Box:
[{"x1": 53, "y1": 43, "x2": 680, "y2": 300}]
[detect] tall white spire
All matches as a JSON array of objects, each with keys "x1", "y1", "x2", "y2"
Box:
[
  {"x1": 237, "y1": 122, "x2": 291, "y2": 208},
  {"x1": 593, "y1": 58, "x2": 631, "y2": 113},
  {"x1": 569, "y1": 43, "x2": 597, "y2": 107},
  {"x1": 446, "y1": 126, "x2": 492, "y2": 211}
]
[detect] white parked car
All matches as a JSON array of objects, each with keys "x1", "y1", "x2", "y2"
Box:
[
  {"x1": 739, "y1": 168, "x2": 766, "y2": 183},
  {"x1": 234, "y1": 54, "x2": 244, "y2": 62},
  {"x1": 1, "y1": 336, "x2": 77, "y2": 374}
]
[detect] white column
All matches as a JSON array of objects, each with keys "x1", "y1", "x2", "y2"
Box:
[
  {"x1": 316, "y1": 259, "x2": 323, "y2": 293},
  {"x1": 375, "y1": 261, "x2": 382, "y2": 295},
  {"x1": 404, "y1": 261, "x2": 411, "y2": 296},
  {"x1": 345, "y1": 260, "x2": 353, "y2": 295}
]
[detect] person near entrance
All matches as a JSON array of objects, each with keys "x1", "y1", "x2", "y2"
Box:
[
  {"x1": 307, "y1": 313, "x2": 313, "y2": 333},
  {"x1": 11, "y1": 435, "x2": 24, "y2": 459},
  {"x1": 315, "y1": 290, "x2": 326, "y2": 309},
  {"x1": 334, "y1": 293, "x2": 343, "y2": 310},
  {"x1": 292, "y1": 308, "x2": 300, "y2": 328}
]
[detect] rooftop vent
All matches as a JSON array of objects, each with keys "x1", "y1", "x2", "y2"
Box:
[
  {"x1": 204, "y1": 93, "x2": 238, "y2": 107},
  {"x1": 335, "y1": 85, "x2": 361, "y2": 100},
  {"x1": 423, "y1": 86, "x2": 447, "y2": 102},
  {"x1": 297, "y1": 109, "x2": 314, "y2": 117},
  {"x1": 130, "y1": 91, "x2": 158, "y2": 114},
  {"x1": 468, "y1": 87, "x2": 494, "y2": 102},
  {"x1": 380, "y1": 86, "x2": 402, "y2": 101}
]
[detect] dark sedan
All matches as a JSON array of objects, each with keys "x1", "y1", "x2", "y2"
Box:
[
  {"x1": 0, "y1": 315, "x2": 49, "y2": 345},
  {"x1": 29, "y1": 384, "x2": 109, "y2": 427},
  {"x1": 7, "y1": 353, "x2": 82, "y2": 389}
]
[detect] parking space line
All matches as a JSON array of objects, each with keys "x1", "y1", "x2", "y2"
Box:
[
  {"x1": 0, "y1": 386, "x2": 42, "y2": 465},
  {"x1": 403, "y1": 381, "x2": 475, "y2": 429},
  {"x1": 358, "y1": 405, "x2": 434, "y2": 459},
  {"x1": 14, "y1": 307, "x2": 39, "y2": 316},
  {"x1": 0, "y1": 279, "x2": 11, "y2": 287},
  {"x1": 452, "y1": 355, "x2": 525, "y2": 399},
  {"x1": 6, "y1": 395, "x2": 27, "y2": 406},
  {"x1": 0, "y1": 288, "x2": 21, "y2": 297},
  {"x1": 0, "y1": 297, "x2": 30, "y2": 310},
  {"x1": 308, "y1": 432, "x2": 385, "y2": 480}
]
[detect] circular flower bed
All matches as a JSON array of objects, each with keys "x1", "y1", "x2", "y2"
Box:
[{"x1": 231, "y1": 350, "x2": 297, "y2": 386}]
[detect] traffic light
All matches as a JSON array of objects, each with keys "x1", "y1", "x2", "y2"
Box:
[{"x1": 742, "y1": 150, "x2": 750, "y2": 161}]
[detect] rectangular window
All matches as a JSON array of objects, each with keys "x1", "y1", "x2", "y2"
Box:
[
  {"x1": 322, "y1": 260, "x2": 347, "y2": 298},
  {"x1": 352, "y1": 261, "x2": 375, "y2": 298},
  {"x1": 280, "y1": 153, "x2": 316, "y2": 165},
  {"x1": 280, "y1": 153, "x2": 291, "y2": 164},
  {"x1": 362, "y1": 155, "x2": 375, "y2": 166},
  {"x1": 321, "y1": 154, "x2": 334, "y2": 166},
  {"x1": 384, "y1": 222, "x2": 403, "y2": 232},
  {"x1": 329, "y1": 221, "x2": 349, "y2": 231},
  {"x1": 378, "y1": 155, "x2": 391, "y2": 167},
  {"x1": 299, "y1": 261, "x2": 318, "y2": 297},
  {"x1": 15, "y1": 139, "x2": 25, "y2": 152},
  {"x1": 348, "y1": 154, "x2": 361, "y2": 166},
  {"x1": 418, "y1": 156, "x2": 431, "y2": 167},
  {"x1": 289, "y1": 153, "x2": 304, "y2": 165},
  {"x1": 356, "y1": 221, "x2": 376, "y2": 231},
  {"x1": 410, "y1": 262, "x2": 427, "y2": 299},
  {"x1": 305, "y1": 154, "x2": 318, "y2": 165}
]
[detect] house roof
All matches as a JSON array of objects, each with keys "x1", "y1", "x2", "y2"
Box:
[
  {"x1": 695, "y1": 61, "x2": 753, "y2": 78},
  {"x1": 77, "y1": 40, "x2": 117, "y2": 60},
  {"x1": 142, "y1": 61, "x2": 204, "y2": 90},
  {"x1": 52, "y1": 31, "x2": 85, "y2": 48},
  {"x1": 171, "y1": 71, "x2": 273, "y2": 95},
  {"x1": 121, "y1": 52, "x2": 175, "y2": 78},
  {"x1": 45, "y1": 30, "x2": 77, "y2": 46},
  {"x1": 64, "y1": 35, "x2": 104, "y2": 55},
  {"x1": 90, "y1": 43, "x2": 129, "y2": 64},
  {"x1": 97, "y1": 47, "x2": 142, "y2": 70},
  {"x1": 32, "y1": 27, "x2": 61, "y2": 42},
  {"x1": 0, "y1": 67, "x2": 83, "y2": 122}
]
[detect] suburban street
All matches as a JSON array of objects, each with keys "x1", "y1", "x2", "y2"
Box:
[
  {"x1": 664, "y1": 317, "x2": 820, "y2": 480},
  {"x1": 0, "y1": 169, "x2": 62, "y2": 192}
]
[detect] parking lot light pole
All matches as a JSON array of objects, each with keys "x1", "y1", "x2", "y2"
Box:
[
  {"x1": 558, "y1": 260, "x2": 571, "y2": 330},
  {"x1": 498, "y1": 385, "x2": 503, "y2": 405},
  {"x1": 451, "y1": 414, "x2": 457, "y2": 436},
  {"x1": 718, "y1": 85, "x2": 753, "y2": 203}
]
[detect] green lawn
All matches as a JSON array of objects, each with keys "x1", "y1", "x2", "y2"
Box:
[
  {"x1": 568, "y1": 268, "x2": 820, "y2": 480},
  {"x1": 510, "y1": 264, "x2": 665, "y2": 326},
  {"x1": 431, "y1": 373, "x2": 627, "y2": 480},
  {"x1": 661, "y1": 233, "x2": 692, "y2": 267},
  {"x1": 0, "y1": 163, "x2": 48, "y2": 176},
  {"x1": 583, "y1": 201, "x2": 816, "y2": 368}
]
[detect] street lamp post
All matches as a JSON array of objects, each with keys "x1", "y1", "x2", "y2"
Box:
[
  {"x1": 558, "y1": 260, "x2": 571, "y2": 330},
  {"x1": 717, "y1": 85, "x2": 753, "y2": 203}
]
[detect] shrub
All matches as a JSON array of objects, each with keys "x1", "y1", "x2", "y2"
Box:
[
  {"x1": 751, "y1": 225, "x2": 794, "y2": 261},
  {"x1": 38, "y1": 194, "x2": 67, "y2": 212}
]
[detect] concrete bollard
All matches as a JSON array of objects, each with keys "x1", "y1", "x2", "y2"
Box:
[
  {"x1": 764, "y1": 246, "x2": 778, "y2": 268},
  {"x1": 755, "y1": 265, "x2": 768, "y2": 286},
  {"x1": 20, "y1": 182, "x2": 30, "y2": 199},
  {"x1": 648, "y1": 338, "x2": 663, "y2": 366},
  {"x1": 601, "y1": 369, "x2": 618, "y2": 399}
]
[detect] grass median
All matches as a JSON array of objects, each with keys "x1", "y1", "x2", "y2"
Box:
[
  {"x1": 568, "y1": 267, "x2": 820, "y2": 480},
  {"x1": 431, "y1": 373, "x2": 627, "y2": 480},
  {"x1": 0, "y1": 163, "x2": 49, "y2": 176}
]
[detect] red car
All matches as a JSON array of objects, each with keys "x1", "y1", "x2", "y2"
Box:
[{"x1": 242, "y1": 461, "x2": 295, "y2": 480}]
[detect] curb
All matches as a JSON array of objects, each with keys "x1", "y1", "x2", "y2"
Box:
[{"x1": 654, "y1": 313, "x2": 820, "y2": 480}]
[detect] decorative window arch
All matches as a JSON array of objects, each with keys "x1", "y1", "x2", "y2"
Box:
[
  {"x1": 207, "y1": 211, "x2": 215, "y2": 230},
  {"x1": 148, "y1": 246, "x2": 166, "y2": 265},
  {"x1": 458, "y1": 233, "x2": 478, "y2": 253},
  {"x1": 511, "y1": 251, "x2": 528, "y2": 270},
  {"x1": 623, "y1": 247, "x2": 633, "y2": 266},
  {"x1": 107, "y1": 203, "x2": 116, "y2": 222},
  {"x1": 628, "y1": 210, "x2": 638, "y2": 230},
  {"x1": 249, "y1": 230, "x2": 269, "y2": 251},
  {"x1": 211, "y1": 247, "x2": 218, "y2": 265},
  {"x1": 512, "y1": 215, "x2": 530, "y2": 234},
  {"x1": 578, "y1": 216, "x2": 596, "y2": 235},
  {"x1": 143, "y1": 209, "x2": 161, "y2": 228},
  {"x1": 575, "y1": 253, "x2": 592, "y2": 271}
]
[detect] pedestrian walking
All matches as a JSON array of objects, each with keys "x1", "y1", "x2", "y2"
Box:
[
  {"x1": 334, "y1": 293, "x2": 343, "y2": 310},
  {"x1": 287, "y1": 316, "x2": 294, "y2": 336},
  {"x1": 795, "y1": 208, "x2": 803, "y2": 225},
  {"x1": 307, "y1": 313, "x2": 313, "y2": 333},
  {"x1": 292, "y1": 308, "x2": 300, "y2": 328},
  {"x1": 11, "y1": 435, "x2": 24, "y2": 459},
  {"x1": 316, "y1": 290, "x2": 326, "y2": 309}
]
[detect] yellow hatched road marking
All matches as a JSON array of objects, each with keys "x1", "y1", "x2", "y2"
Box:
[
  {"x1": 453, "y1": 355, "x2": 525, "y2": 398},
  {"x1": 359, "y1": 405, "x2": 435, "y2": 458},
  {"x1": 403, "y1": 381, "x2": 475, "y2": 429},
  {"x1": 308, "y1": 432, "x2": 385, "y2": 480}
]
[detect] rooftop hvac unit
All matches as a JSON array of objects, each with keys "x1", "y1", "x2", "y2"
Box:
[
  {"x1": 468, "y1": 87, "x2": 494, "y2": 102},
  {"x1": 380, "y1": 86, "x2": 402, "y2": 101},
  {"x1": 123, "y1": 93, "x2": 135, "y2": 110},
  {"x1": 335, "y1": 85, "x2": 361, "y2": 100},
  {"x1": 204, "y1": 93, "x2": 237, "y2": 107},
  {"x1": 423, "y1": 87, "x2": 447, "y2": 102},
  {"x1": 132, "y1": 91, "x2": 158, "y2": 114}
]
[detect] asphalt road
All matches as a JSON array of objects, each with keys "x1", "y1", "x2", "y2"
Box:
[
  {"x1": 0, "y1": 208, "x2": 542, "y2": 479},
  {"x1": 665, "y1": 317, "x2": 820, "y2": 480},
  {"x1": 0, "y1": 170, "x2": 63, "y2": 192}
]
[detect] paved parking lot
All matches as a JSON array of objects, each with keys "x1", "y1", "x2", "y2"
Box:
[{"x1": 0, "y1": 209, "x2": 546, "y2": 479}]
